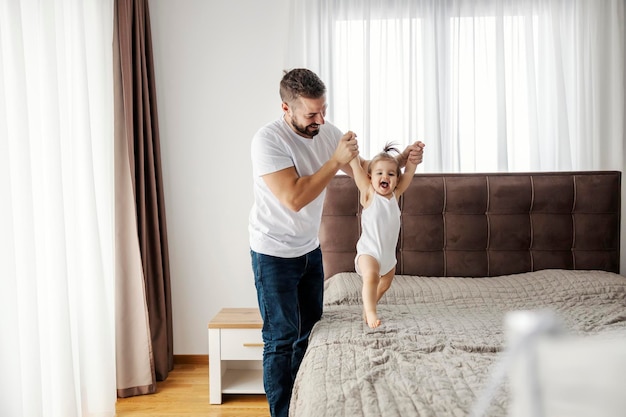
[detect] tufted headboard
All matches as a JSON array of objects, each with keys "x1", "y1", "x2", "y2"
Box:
[{"x1": 320, "y1": 171, "x2": 621, "y2": 279}]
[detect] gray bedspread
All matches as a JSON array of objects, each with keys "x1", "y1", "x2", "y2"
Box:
[{"x1": 289, "y1": 270, "x2": 626, "y2": 417}]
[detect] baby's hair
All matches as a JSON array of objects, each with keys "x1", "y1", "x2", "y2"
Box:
[{"x1": 368, "y1": 142, "x2": 401, "y2": 175}]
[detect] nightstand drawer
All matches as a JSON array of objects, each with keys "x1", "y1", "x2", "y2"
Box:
[{"x1": 221, "y1": 328, "x2": 264, "y2": 360}]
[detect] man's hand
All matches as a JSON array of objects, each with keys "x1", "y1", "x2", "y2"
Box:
[
  {"x1": 403, "y1": 141, "x2": 425, "y2": 166},
  {"x1": 333, "y1": 131, "x2": 359, "y2": 165}
]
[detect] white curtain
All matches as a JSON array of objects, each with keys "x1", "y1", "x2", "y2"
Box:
[
  {"x1": 287, "y1": 0, "x2": 625, "y2": 173},
  {"x1": 0, "y1": 1, "x2": 116, "y2": 416}
]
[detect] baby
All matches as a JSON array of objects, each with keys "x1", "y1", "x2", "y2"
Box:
[{"x1": 349, "y1": 141, "x2": 422, "y2": 328}]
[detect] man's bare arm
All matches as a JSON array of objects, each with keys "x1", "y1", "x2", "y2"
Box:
[{"x1": 263, "y1": 131, "x2": 358, "y2": 212}]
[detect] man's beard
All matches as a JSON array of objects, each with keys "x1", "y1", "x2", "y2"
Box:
[{"x1": 291, "y1": 118, "x2": 320, "y2": 138}]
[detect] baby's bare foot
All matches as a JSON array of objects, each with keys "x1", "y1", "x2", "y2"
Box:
[{"x1": 365, "y1": 311, "x2": 381, "y2": 328}]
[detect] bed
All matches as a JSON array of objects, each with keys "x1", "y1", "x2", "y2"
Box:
[{"x1": 290, "y1": 172, "x2": 626, "y2": 417}]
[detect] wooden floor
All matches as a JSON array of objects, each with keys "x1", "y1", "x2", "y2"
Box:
[{"x1": 115, "y1": 362, "x2": 270, "y2": 417}]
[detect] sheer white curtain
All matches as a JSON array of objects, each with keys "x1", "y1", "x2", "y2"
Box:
[
  {"x1": 0, "y1": 1, "x2": 116, "y2": 416},
  {"x1": 287, "y1": 0, "x2": 625, "y2": 173}
]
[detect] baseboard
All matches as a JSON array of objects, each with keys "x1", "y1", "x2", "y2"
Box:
[{"x1": 173, "y1": 354, "x2": 208, "y2": 365}]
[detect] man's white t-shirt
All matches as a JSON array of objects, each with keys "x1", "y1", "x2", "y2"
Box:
[{"x1": 249, "y1": 117, "x2": 343, "y2": 258}]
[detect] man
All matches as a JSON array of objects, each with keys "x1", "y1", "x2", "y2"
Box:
[{"x1": 249, "y1": 68, "x2": 424, "y2": 417}]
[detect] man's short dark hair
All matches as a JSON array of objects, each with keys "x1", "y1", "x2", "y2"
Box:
[{"x1": 279, "y1": 68, "x2": 326, "y2": 105}]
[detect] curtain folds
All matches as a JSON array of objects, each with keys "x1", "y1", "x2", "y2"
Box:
[
  {"x1": 114, "y1": 0, "x2": 173, "y2": 397},
  {"x1": 0, "y1": 0, "x2": 116, "y2": 415},
  {"x1": 0, "y1": 0, "x2": 172, "y2": 411},
  {"x1": 287, "y1": 0, "x2": 625, "y2": 173}
]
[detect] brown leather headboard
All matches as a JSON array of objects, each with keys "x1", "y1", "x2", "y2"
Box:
[{"x1": 320, "y1": 171, "x2": 621, "y2": 278}]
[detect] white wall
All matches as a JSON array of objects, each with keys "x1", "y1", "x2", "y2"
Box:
[{"x1": 149, "y1": 0, "x2": 291, "y2": 354}]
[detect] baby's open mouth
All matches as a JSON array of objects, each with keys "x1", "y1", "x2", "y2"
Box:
[{"x1": 380, "y1": 181, "x2": 389, "y2": 189}]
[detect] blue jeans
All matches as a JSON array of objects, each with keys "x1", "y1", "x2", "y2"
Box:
[{"x1": 250, "y1": 247, "x2": 324, "y2": 417}]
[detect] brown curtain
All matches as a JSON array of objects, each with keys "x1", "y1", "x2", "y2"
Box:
[{"x1": 113, "y1": 0, "x2": 174, "y2": 397}]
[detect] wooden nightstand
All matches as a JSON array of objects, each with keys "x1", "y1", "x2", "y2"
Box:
[{"x1": 208, "y1": 307, "x2": 265, "y2": 404}]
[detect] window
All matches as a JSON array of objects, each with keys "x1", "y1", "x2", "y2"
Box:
[{"x1": 288, "y1": 0, "x2": 624, "y2": 172}]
